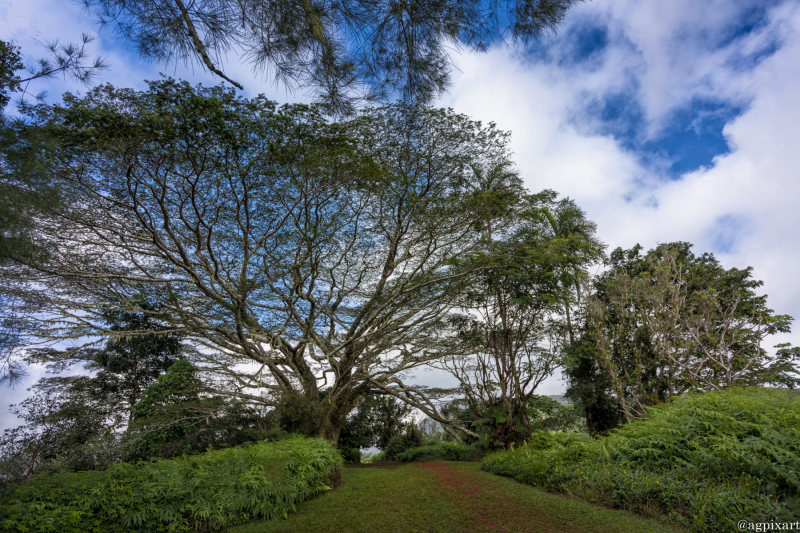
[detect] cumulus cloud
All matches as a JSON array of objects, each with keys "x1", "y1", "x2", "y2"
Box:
[{"x1": 439, "y1": 0, "x2": 800, "y2": 337}]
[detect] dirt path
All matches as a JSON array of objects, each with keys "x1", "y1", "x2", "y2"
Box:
[
  {"x1": 417, "y1": 461, "x2": 501, "y2": 531},
  {"x1": 415, "y1": 461, "x2": 611, "y2": 533},
  {"x1": 230, "y1": 461, "x2": 681, "y2": 533}
]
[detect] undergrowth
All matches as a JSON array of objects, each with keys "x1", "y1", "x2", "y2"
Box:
[
  {"x1": 482, "y1": 387, "x2": 800, "y2": 532},
  {"x1": 395, "y1": 441, "x2": 481, "y2": 462},
  {"x1": 0, "y1": 436, "x2": 341, "y2": 532}
]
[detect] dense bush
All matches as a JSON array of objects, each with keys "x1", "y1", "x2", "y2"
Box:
[
  {"x1": 383, "y1": 436, "x2": 411, "y2": 461},
  {"x1": 395, "y1": 441, "x2": 482, "y2": 463},
  {"x1": 383, "y1": 425, "x2": 424, "y2": 461},
  {"x1": 0, "y1": 436, "x2": 341, "y2": 532},
  {"x1": 339, "y1": 447, "x2": 361, "y2": 464},
  {"x1": 362, "y1": 451, "x2": 386, "y2": 463},
  {"x1": 482, "y1": 388, "x2": 800, "y2": 532}
]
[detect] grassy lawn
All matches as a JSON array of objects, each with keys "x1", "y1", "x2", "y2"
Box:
[{"x1": 230, "y1": 461, "x2": 682, "y2": 533}]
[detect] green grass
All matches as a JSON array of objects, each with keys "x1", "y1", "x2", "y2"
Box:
[{"x1": 230, "y1": 461, "x2": 681, "y2": 533}]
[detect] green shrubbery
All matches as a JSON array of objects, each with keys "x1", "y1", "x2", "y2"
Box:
[
  {"x1": 482, "y1": 387, "x2": 800, "y2": 532},
  {"x1": 394, "y1": 441, "x2": 481, "y2": 463},
  {"x1": 339, "y1": 447, "x2": 362, "y2": 464},
  {"x1": 379, "y1": 423, "x2": 481, "y2": 463},
  {"x1": 0, "y1": 436, "x2": 341, "y2": 532}
]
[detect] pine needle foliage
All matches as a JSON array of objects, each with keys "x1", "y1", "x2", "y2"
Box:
[
  {"x1": 0, "y1": 436, "x2": 341, "y2": 532},
  {"x1": 481, "y1": 387, "x2": 800, "y2": 532},
  {"x1": 76, "y1": 0, "x2": 583, "y2": 111}
]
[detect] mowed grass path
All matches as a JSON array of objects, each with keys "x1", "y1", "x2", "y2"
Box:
[{"x1": 230, "y1": 461, "x2": 682, "y2": 533}]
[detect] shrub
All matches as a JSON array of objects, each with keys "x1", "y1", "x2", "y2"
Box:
[
  {"x1": 395, "y1": 441, "x2": 482, "y2": 462},
  {"x1": 608, "y1": 387, "x2": 800, "y2": 494},
  {"x1": 383, "y1": 436, "x2": 410, "y2": 461},
  {"x1": 340, "y1": 447, "x2": 361, "y2": 464},
  {"x1": 482, "y1": 388, "x2": 800, "y2": 532},
  {"x1": 0, "y1": 436, "x2": 342, "y2": 532},
  {"x1": 383, "y1": 425, "x2": 424, "y2": 461},
  {"x1": 524, "y1": 430, "x2": 592, "y2": 451},
  {"x1": 362, "y1": 451, "x2": 386, "y2": 464}
]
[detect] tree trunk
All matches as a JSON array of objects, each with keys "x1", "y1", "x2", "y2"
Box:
[
  {"x1": 564, "y1": 298, "x2": 575, "y2": 345},
  {"x1": 324, "y1": 423, "x2": 343, "y2": 445},
  {"x1": 322, "y1": 393, "x2": 357, "y2": 446}
]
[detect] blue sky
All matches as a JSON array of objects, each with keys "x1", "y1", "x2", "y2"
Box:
[{"x1": 2, "y1": 0, "x2": 800, "y2": 419}]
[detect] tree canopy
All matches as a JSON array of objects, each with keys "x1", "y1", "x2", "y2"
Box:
[
  {"x1": 568, "y1": 242, "x2": 798, "y2": 426},
  {"x1": 7, "y1": 79, "x2": 526, "y2": 443},
  {"x1": 434, "y1": 190, "x2": 604, "y2": 448},
  {"x1": 78, "y1": 0, "x2": 583, "y2": 111}
]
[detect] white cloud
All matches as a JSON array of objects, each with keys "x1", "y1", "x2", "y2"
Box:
[{"x1": 439, "y1": 0, "x2": 800, "y2": 353}]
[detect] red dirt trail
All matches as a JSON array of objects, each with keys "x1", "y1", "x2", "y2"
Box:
[{"x1": 417, "y1": 461, "x2": 501, "y2": 531}]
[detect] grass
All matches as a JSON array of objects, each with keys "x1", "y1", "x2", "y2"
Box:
[{"x1": 230, "y1": 461, "x2": 682, "y2": 533}]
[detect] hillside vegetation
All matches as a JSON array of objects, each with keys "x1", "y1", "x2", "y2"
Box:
[
  {"x1": 482, "y1": 387, "x2": 800, "y2": 532},
  {"x1": 0, "y1": 437, "x2": 340, "y2": 532}
]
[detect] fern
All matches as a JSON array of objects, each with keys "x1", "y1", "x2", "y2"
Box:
[
  {"x1": 481, "y1": 387, "x2": 800, "y2": 532},
  {"x1": 0, "y1": 436, "x2": 341, "y2": 532}
]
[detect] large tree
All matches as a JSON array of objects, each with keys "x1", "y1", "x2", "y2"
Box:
[
  {"x1": 78, "y1": 0, "x2": 582, "y2": 110},
  {"x1": 9, "y1": 79, "x2": 523, "y2": 443},
  {"x1": 434, "y1": 190, "x2": 602, "y2": 449},
  {"x1": 582, "y1": 243, "x2": 796, "y2": 423}
]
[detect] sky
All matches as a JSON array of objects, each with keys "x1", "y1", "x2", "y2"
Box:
[{"x1": 2, "y1": 0, "x2": 800, "y2": 425}]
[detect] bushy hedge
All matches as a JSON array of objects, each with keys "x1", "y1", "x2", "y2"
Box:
[
  {"x1": 395, "y1": 441, "x2": 481, "y2": 463},
  {"x1": 339, "y1": 447, "x2": 362, "y2": 464},
  {"x1": 482, "y1": 387, "x2": 800, "y2": 532},
  {"x1": 0, "y1": 436, "x2": 341, "y2": 532}
]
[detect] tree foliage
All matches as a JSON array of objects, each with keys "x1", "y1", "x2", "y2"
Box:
[
  {"x1": 0, "y1": 41, "x2": 24, "y2": 110},
  {"x1": 77, "y1": 0, "x2": 582, "y2": 111},
  {"x1": 8, "y1": 79, "x2": 524, "y2": 443},
  {"x1": 0, "y1": 37, "x2": 109, "y2": 386},
  {"x1": 0, "y1": 301, "x2": 191, "y2": 481},
  {"x1": 338, "y1": 393, "x2": 411, "y2": 451},
  {"x1": 575, "y1": 242, "x2": 797, "y2": 423},
  {"x1": 1, "y1": 34, "x2": 108, "y2": 269},
  {"x1": 126, "y1": 358, "x2": 227, "y2": 460},
  {"x1": 0, "y1": 36, "x2": 108, "y2": 108},
  {"x1": 29, "y1": 297, "x2": 187, "y2": 419},
  {"x1": 0, "y1": 376, "x2": 120, "y2": 484},
  {"x1": 436, "y1": 190, "x2": 603, "y2": 449}
]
